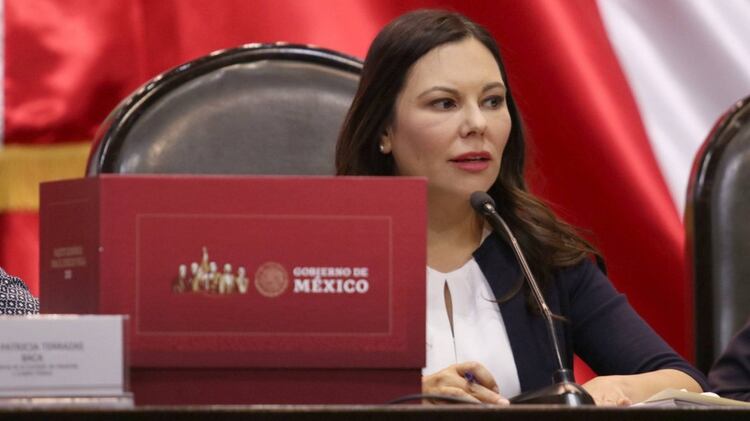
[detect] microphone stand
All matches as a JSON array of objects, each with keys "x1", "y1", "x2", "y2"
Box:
[{"x1": 470, "y1": 192, "x2": 594, "y2": 406}]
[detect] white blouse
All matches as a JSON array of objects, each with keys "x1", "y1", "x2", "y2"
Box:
[{"x1": 423, "y1": 257, "x2": 521, "y2": 398}]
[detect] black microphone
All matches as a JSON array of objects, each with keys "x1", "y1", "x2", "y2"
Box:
[{"x1": 470, "y1": 191, "x2": 594, "y2": 406}]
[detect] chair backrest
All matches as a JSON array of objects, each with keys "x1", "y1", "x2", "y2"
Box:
[
  {"x1": 686, "y1": 94, "x2": 750, "y2": 373},
  {"x1": 87, "y1": 43, "x2": 362, "y2": 175}
]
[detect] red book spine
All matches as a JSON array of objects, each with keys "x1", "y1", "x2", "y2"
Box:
[{"x1": 40, "y1": 178, "x2": 101, "y2": 314}]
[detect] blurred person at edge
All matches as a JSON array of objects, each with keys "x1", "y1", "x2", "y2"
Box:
[
  {"x1": 710, "y1": 319, "x2": 750, "y2": 401},
  {"x1": 335, "y1": 9, "x2": 706, "y2": 406},
  {"x1": 0, "y1": 266, "x2": 39, "y2": 315}
]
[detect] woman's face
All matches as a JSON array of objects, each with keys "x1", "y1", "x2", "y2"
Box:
[{"x1": 383, "y1": 37, "x2": 511, "y2": 202}]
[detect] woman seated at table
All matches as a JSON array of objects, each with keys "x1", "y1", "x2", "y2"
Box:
[{"x1": 335, "y1": 9, "x2": 707, "y2": 406}]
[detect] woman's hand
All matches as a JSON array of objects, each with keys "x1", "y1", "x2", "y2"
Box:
[
  {"x1": 422, "y1": 361, "x2": 509, "y2": 405},
  {"x1": 583, "y1": 369, "x2": 702, "y2": 406},
  {"x1": 582, "y1": 375, "x2": 632, "y2": 406}
]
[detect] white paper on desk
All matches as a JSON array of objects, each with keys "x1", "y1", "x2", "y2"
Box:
[
  {"x1": 634, "y1": 388, "x2": 750, "y2": 408},
  {"x1": 0, "y1": 315, "x2": 126, "y2": 397}
]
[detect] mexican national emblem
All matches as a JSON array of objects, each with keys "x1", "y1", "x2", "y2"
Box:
[{"x1": 254, "y1": 262, "x2": 289, "y2": 297}]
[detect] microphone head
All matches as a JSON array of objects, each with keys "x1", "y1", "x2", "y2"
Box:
[{"x1": 470, "y1": 191, "x2": 495, "y2": 212}]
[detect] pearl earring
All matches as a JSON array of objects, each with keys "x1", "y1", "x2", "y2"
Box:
[{"x1": 379, "y1": 144, "x2": 386, "y2": 154}]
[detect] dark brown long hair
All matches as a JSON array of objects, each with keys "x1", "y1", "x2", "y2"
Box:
[{"x1": 336, "y1": 10, "x2": 600, "y2": 298}]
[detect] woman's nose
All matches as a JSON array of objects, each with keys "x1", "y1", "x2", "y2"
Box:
[{"x1": 459, "y1": 104, "x2": 487, "y2": 138}]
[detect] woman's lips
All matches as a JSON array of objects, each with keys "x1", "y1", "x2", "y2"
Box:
[{"x1": 449, "y1": 152, "x2": 491, "y2": 172}]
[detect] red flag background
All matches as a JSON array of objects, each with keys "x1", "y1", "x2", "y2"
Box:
[{"x1": 1, "y1": 0, "x2": 710, "y2": 380}]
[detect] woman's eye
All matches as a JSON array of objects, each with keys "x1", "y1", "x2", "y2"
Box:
[
  {"x1": 430, "y1": 98, "x2": 456, "y2": 110},
  {"x1": 483, "y1": 95, "x2": 505, "y2": 109}
]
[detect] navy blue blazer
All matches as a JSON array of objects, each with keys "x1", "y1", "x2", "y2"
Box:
[
  {"x1": 709, "y1": 319, "x2": 750, "y2": 401},
  {"x1": 473, "y1": 232, "x2": 708, "y2": 393}
]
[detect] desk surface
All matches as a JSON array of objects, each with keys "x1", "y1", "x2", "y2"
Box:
[{"x1": 2, "y1": 405, "x2": 750, "y2": 420}]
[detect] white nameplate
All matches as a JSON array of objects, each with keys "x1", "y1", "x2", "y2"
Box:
[{"x1": 0, "y1": 315, "x2": 126, "y2": 397}]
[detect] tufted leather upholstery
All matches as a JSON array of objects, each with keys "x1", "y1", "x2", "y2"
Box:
[{"x1": 87, "y1": 43, "x2": 362, "y2": 175}]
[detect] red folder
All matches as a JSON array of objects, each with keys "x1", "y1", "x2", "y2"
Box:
[{"x1": 40, "y1": 175, "x2": 426, "y2": 405}]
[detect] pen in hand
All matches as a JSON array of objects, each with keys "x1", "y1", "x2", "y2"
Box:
[
  {"x1": 464, "y1": 371, "x2": 477, "y2": 385},
  {"x1": 463, "y1": 369, "x2": 509, "y2": 405}
]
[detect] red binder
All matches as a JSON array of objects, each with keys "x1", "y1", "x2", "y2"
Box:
[{"x1": 40, "y1": 175, "x2": 426, "y2": 405}]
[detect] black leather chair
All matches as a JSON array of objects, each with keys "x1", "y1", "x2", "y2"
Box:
[
  {"x1": 87, "y1": 43, "x2": 362, "y2": 175},
  {"x1": 686, "y1": 94, "x2": 750, "y2": 374}
]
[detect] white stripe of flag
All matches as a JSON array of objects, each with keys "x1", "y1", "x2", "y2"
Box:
[{"x1": 598, "y1": 0, "x2": 750, "y2": 214}]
